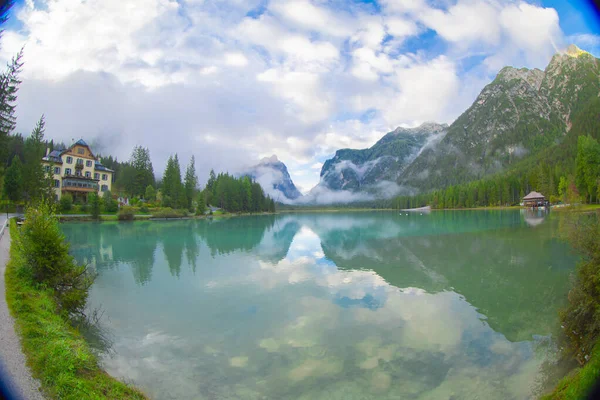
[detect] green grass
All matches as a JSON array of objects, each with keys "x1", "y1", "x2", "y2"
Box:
[
  {"x1": 4, "y1": 220, "x2": 147, "y2": 400},
  {"x1": 542, "y1": 342, "x2": 600, "y2": 400},
  {"x1": 553, "y1": 204, "x2": 600, "y2": 213}
]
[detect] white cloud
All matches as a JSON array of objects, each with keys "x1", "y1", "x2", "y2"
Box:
[
  {"x1": 224, "y1": 52, "x2": 249, "y2": 66},
  {"x1": 419, "y1": 0, "x2": 501, "y2": 46},
  {"x1": 499, "y1": 2, "x2": 561, "y2": 55}
]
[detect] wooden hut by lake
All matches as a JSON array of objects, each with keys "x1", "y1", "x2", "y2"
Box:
[{"x1": 522, "y1": 191, "x2": 548, "y2": 208}]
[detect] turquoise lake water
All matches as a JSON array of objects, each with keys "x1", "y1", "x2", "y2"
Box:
[{"x1": 62, "y1": 210, "x2": 577, "y2": 400}]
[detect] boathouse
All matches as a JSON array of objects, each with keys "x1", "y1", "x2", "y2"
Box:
[{"x1": 522, "y1": 191, "x2": 548, "y2": 208}]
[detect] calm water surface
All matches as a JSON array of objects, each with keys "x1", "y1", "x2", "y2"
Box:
[{"x1": 62, "y1": 210, "x2": 576, "y2": 400}]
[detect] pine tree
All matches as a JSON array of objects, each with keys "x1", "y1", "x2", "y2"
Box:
[
  {"x1": 196, "y1": 191, "x2": 206, "y2": 215},
  {"x1": 0, "y1": 47, "x2": 22, "y2": 167},
  {"x1": 3, "y1": 154, "x2": 22, "y2": 201},
  {"x1": 184, "y1": 156, "x2": 197, "y2": 211},
  {"x1": 130, "y1": 146, "x2": 155, "y2": 197},
  {"x1": 23, "y1": 116, "x2": 53, "y2": 202}
]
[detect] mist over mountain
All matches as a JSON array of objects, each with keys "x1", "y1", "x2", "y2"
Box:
[{"x1": 240, "y1": 155, "x2": 302, "y2": 203}]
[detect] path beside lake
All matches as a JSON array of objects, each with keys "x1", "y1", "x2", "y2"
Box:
[{"x1": 0, "y1": 221, "x2": 45, "y2": 400}]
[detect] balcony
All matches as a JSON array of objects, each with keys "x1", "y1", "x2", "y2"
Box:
[{"x1": 62, "y1": 177, "x2": 99, "y2": 192}]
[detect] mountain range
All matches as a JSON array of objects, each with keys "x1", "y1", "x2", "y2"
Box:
[{"x1": 249, "y1": 44, "x2": 600, "y2": 204}]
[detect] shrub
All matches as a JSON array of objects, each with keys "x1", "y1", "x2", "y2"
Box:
[
  {"x1": 102, "y1": 190, "x2": 118, "y2": 213},
  {"x1": 152, "y1": 207, "x2": 186, "y2": 218},
  {"x1": 139, "y1": 205, "x2": 149, "y2": 214},
  {"x1": 89, "y1": 193, "x2": 101, "y2": 220},
  {"x1": 59, "y1": 193, "x2": 73, "y2": 212},
  {"x1": 559, "y1": 211, "x2": 600, "y2": 364},
  {"x1": 16, "y1": 201, "x2": 95, "y2": 318},
  {"x1": 117, "y1": 206, "x2": 135, "y2": 221}
]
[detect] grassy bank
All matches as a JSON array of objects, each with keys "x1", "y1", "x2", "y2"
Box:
[
  {"x1": 542, "y1": 342, "x2": 600, "y2": 399},
  {"x1": 4, "y1": 219, "x2": 147, "y2": 399}
]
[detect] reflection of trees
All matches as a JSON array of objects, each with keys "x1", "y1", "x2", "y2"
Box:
[
  {"x1": 317, "y1": 214, "x2": 575, "y2": 342},
  {"x1": 196, "y1": 216, "x2": 277, "y2": 257},
  {"x1": 63, "y1": 222, "x2": 159, "y2": 285}
]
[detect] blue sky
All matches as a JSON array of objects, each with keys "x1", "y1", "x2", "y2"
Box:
[{"x1": 1, "y1": 0, "x2": 598, "y2": 196}]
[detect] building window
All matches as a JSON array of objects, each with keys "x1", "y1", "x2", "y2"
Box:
[
  {"x1": 85, "y1": 171, "x2": 91, "y2": 178},
  {"x1": 77, "y1": 148, "x2": 84, "y2": 155},
  {"x1": 76, "y1": 158, "x2": 83, "y2": 165},
  {"x1": 101, "y1": 184, "x2": 108, "y2": 192},
  {"x1": 94, "y1": 173, "x2": 99, "y2": 180},
  {"x1": 44, "y1": 165, "x2": 51, "y2": 173},
  {"x1": 86, "y1": 160, "x2": 92, "y2": 167},
  {"x1": 102, "y1": 174, "x2": 108, "y2": 181},
  {"x1": 65, "y1": 168, "x2": 72, "y2": 175},
  {"x1": 66, "y1": 156, "x2": 73, "y2": 164},
  {"x1": 54, "y1": 180, "x2": 60, "y2": 188},
  {"x1": 76, "y1": 170, "x2": 82, "y2": 177},
  {"x1": 54, "y1": 167, "x2": 61, "y2": 175}
]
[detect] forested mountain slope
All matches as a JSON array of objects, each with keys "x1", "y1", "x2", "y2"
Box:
[{"x1": 400, "y1": 44, "x2": 600, "y2": 191}]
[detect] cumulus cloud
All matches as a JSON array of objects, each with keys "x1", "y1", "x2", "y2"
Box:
[{"x1": 0, "y1": 0, "x2": 584, "y2": 193}]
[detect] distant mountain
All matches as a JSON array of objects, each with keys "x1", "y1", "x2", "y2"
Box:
[
  {"x1": 400, "y1": 44, "x2": 600, "y2": 191},
  {"x1": 314, "y1": 123, "x2": 447, "y2": 197},
  {"x1": 315, "y1": 44, "x2": 600, "y2": 199},
  {"x1": 241, "y1": 155, "x2": 302, "y2": 202}
]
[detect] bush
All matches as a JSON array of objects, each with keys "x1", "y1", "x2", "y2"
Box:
[
  {"x1": 102, "y1": 190, "x2": 118, "y2": 213},
  {"x1": 16, "y1": 201, "x2": 95, "y2": 318},
  {"x1": 139, "y1": 205, "x2": 149, "y2": 214},
  {"x1": 152, "y1": 207, "x2": 187, "y2": 218},
  {"x1": 59, "y1": 193, "x2": 73, "y2": 212},
  {"x1": 559, "y1": 211, "x2": 600, "y2": 364},
  {"x1": 117, "y1": 206, "x2": 135, "y2": 221},
  {"x1": 80, "y1": 203, "x2": 90, "y2": 213},
  {"x1": 89, "y1": 193, "x2": 101, "y2": 220}
]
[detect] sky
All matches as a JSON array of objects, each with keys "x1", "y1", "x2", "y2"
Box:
[{"x1": 1, "y1": 0, "x2": 599, "y2": 193}]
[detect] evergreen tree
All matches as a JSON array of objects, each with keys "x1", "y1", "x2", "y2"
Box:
[
  {"x1": 162, "y1": 154, "x2": 185, "y2": 208},
  {"x1": 130, "y1": 146, "x2": 155, "y2": 196},
  {"x1": 184, "y1": 156, "x2": 197, "y2": 211},
  {"x1": 0, "y1": 45, "x2": 22, "y2": 168},
  {"x1": 22, "y1": 115, "x2": 52, "y2": 202},
  {"x1": 3, "y1": 154, "x2": 22, "y2": 201},
  {"x1": 576, "y1": 135, "x2": 600, "y2": 203},
  {"x1": 196, "y1": 191, "x2": 206, "y2": 215}
]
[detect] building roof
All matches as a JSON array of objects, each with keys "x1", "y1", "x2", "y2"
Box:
[
  {"x1": 75, "y1": 139, "x2": 88, "y2": 146},
  {"x1": 42, "y1": 150, "x2": 63, "y2": 164},
  {"x1": 94, "y1": 162, "x2": 114, "y2": 172},
  {"x1": 523, "y1": 191, "x2": 545, "y2": 200}
]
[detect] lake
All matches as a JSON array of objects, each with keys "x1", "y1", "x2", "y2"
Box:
[{"x1": 62, "y1": 210, "x2": 577, "y2": 400}]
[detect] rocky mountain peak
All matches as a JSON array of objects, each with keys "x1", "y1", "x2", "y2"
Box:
[
  {"x1": 495, "y1": 66, "x2": 545, "y2": 90},
  {"x1": 259, "y1": 154, "x2": 280, "y2": 165},
  {"x1": 565, "y1": 44, "x2": 587, "y2": 58}
]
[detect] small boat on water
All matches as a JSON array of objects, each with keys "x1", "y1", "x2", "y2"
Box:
[{"x1": 400, "y1": 206, "x2": 431, "y2": 214}]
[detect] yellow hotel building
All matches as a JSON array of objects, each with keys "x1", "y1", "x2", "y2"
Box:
[{"x1": 41, "y1": 139, "x2": 114, "y2": 202}]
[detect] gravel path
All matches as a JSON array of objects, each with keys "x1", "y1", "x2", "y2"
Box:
[{"x1": 0, "y1": 220, "x2": 45, "y2": 400}]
